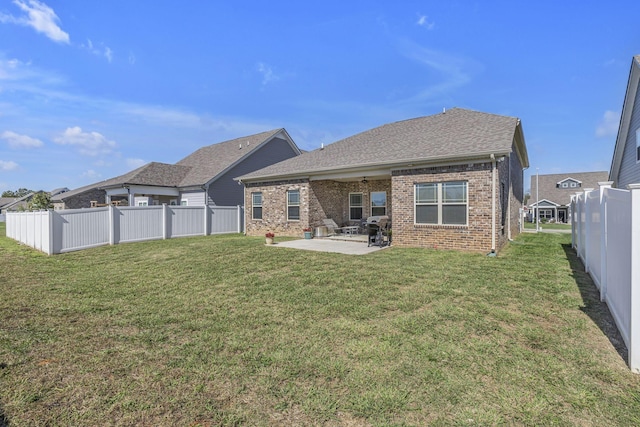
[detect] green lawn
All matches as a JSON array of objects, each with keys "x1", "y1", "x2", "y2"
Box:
[
  {"x1": 524, "y1": 221, "x2": 573, "y2": 231},
  {"x1": 1, "y1": 222, "x2": 639, "y2": 425}
]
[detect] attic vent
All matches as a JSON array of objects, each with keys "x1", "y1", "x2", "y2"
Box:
[{"x1": 239, "y1": 143, "x2": 242, "y2": 149}]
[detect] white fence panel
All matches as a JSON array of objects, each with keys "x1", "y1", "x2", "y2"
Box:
[
  {"x1": 572, "y1": 183, "x2": 640, "y2": 372},
  {"x1": 55, "y1": 208, "x2": 110, "y2": 253},
  {"x1": 604, "y1": 188, "x2": 632, "y2": 347},
  {"x1": 6, "y1": 211, "x2": 51, "y2": 254},
  {"x1": 585, "y1": 189, "x2": 602, "y2": 287},
  {"x1": 118, "y1": 206, "x2": 164, "y2": 243},
  {"x1": 209, "y1": 206, "x2": 241, "y2": 234},
  {"x1": 5, "y1": 205, "x2": 243, "y2": 256},
  {"x1": 171, "y1": 206, "x2": 204, "y2": 237}
]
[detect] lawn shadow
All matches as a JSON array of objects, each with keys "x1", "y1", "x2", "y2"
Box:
[
  {"x1": 0, "y1": 405, "x2": 8, "y2": 427},
  {"x1": 561, "y1": 243, "x2": 628, "y2": 364}
]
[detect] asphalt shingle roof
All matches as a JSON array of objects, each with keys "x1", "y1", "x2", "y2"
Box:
[
  {"x1": 54, "y1": 129, "x2": 286, "y2": 200},
  {"x1": 176, "y1": 129, "x2": 283, "y2": 186},
  {"x1": 530, "y1": 171, "x2": 609, "y2": 207},
  {"x1": 239, "y1": 108, "x2": 524, "y2": 181}
]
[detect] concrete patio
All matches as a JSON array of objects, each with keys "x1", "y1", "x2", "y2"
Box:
[{"x1": 268, "y1": 236, "x2": 388, "y2": 255}]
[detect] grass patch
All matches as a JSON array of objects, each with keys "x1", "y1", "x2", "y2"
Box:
[
  {"x1": 524, "y1": 221, "x2": 572, "y2": 230},
  {"x1": 1, "y1": 222, "x2": 639, "y2": 425}
]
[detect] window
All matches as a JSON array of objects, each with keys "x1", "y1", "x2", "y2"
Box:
[
  {"x1": 137, "y1": 201, "x2": 148, "y2": 207},
  {"x1": 349, "y1": 193, "x2": 363, "y2": 220},
  {"x1": 252, "y1": 192, "x2": 263, "y2": 220},
  {"x1": 570, "y1": 182, "x2": 577, "y2": 188},
  {"x1": 287, "y1": 190, "x2": 300, "y2": 221},
  {"x1": 415, "y1": 181, "x2": 468, "y2": 225},
  {"x1": 181, "y1": 200, "x2": 188, "y2": 206},
  {"x1": 561, "y1": 182, "x2": 569, "y2": 188},
  {"x1": 371, "y1": 191, "x2": 386, "y2": 216},
  {"x1": 539, "y1": 209, "x2": 553, "y2": 219}
]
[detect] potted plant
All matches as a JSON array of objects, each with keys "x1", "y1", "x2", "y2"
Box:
[
  {"x1": 265, "y1": 232, "x2": 275, "y2": 245},
  {"x1": 303, "y1": 227, "x2": 313, "y2": 239}
]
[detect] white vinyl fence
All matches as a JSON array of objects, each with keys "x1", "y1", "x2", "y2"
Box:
[
  {"x1": 6, "y1": 204, "x2": 244, "y2": 255},
  {"x1": 571, "y1": 182, "x2": 640, "y2": 372}
]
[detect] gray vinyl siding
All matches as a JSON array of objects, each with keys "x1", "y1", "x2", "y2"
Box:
[
  {"x1": 208, "y1": 137, "x2": 299, "y2": 206},
  {"x1": 180, "y1": 191, "x2": 206, "y2": 206},
  {"x1": 617, "y1": 85, "x2": 640, "y2": 188}
]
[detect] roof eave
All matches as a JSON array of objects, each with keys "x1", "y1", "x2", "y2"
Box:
[
  {"x1": 238, "y1": 150, "x2": 511, "y2": 183},
  {"x1": 610, "y1": 56, "x2": 640, "y2": 184}
]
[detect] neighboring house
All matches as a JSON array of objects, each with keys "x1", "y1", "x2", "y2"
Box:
[
  {"x1": 238, "y1": 108, "x2": 529, "y2": 253},
  {"x1": 53, "y1": 129, "x2": 301, "y2": 209},
  {"x1": 610, "y1": 55, "x2": 640, "y2": 188},
  {"x1": 0, "y1": 192, "x2": 35, "y2": 212},
  {"x1": 0, "y1": 197, "x2": 18, "y2": 214},
  {"x1": 529, "y1": 171, "x2": 609, "y2": 223}
]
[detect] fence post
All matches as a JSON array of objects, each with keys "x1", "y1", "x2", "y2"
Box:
[
  {"x1": 108, "y1": 205, "x2": 115, "y2": 245},
  {"x1": 237, "y1": 205, "x2": 242, "y2": 234},
  {"x1": 583, "y1": 188, "x2": 593, "y2": 272},
  {"x1": 628, "y1": 184, "x2": 640, "y2": 372},
  {"x1": 47, "y1": 210, "x2": 54, "y2": 255},
  {"x1": 204, "y1": 205, "x2": 209, "y2": 236},
  {"x1": 598, "y1": 182, "x2": 613, "y2": 302},
  {"x1": 163, "y1": 204, "x2": 169, "y2": 240}
]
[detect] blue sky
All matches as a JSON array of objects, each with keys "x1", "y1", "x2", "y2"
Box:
[{"x1": 0, "y1": 1, "x2": 638, "y2": 194}]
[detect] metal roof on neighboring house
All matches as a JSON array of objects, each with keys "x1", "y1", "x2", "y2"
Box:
[
  {"x1": 238, "y1": 108, "x2": 528, "y2": 181},
  {"x1": 529, "y1": 171, "x2": 609, "y2": 207}
]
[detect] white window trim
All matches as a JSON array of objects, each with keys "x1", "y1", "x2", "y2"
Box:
[
  {"x1": 287, "y1": 189, "x2": 300, "y2": 221},
  {"x1": 180, "y1": 200, "x2": 188, "y2": 206},
  {"x1": 137, "y1": 201, "x2": 148, "y2": 207},
  {"x1": 349, "y1": 192, "x2": 363, "y2": 220},
  {"x1": 414, "y1": 181, "x2": 468, "y2": 226},
  {"x1": 252, "y1": 192, "x2": 263, "y2": 220},
  {"x1": 370, "y1": 191, "x2": 387, "y2": 216}
]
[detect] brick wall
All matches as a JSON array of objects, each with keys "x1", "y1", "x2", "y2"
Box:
[
  {"x1": 244, "y1": 178, "x2": 393, "y2": 237},
  {"x1": 244, "y1": 179, "x2": 311, "y2": 236},
  {"x1": 391, "y1": 163, "x2": 497, "y2": 253}
]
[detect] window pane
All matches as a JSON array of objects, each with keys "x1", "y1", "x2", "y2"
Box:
[
  {"x1": 288, "y1": 190, "x2": 300, "y2": 205},
  {"x1": 350, "y1": 207, "x2": 363, "y2": 220},
  {"x1": 442, "y1": 205, "x2": 466, "y2": 224},
  {"x1": 443, "y1": 182, "x2": 466, "y2": 203},
  {"x1": 372, "y1": 206, "x2": 386, "y2": 216},
  {"x1": 350, "y1": 193, "x2": 362, "y2": 206},
  {"x1": 253, "y1": 207, "x2": 262, "y2": 220},
  {"x1": 416, "y1": 183, "x2": 437, "y2": 203},
  {"x1": 288, "y1": 206, "x2": 300, "y2": 220},
  {"x1": 416, "y1": 205, "x2": 438, "y2": 224},
  {"x1": 252, "y1": 192, "x2": 262, "y2": 206},
  {"x1": 371, "y1": 192, "x2": 386, "y2": 207}
]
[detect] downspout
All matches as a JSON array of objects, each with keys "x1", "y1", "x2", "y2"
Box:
[{"x1": 490, "y1": 154, "x2": 496, "y2": 256}]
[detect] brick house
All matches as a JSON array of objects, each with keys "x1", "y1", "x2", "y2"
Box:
[
  {"x1": 53, "y1": 129, "x2": 301, "y2": 210},
  {"x1": 238, "y1": 108, "x2": 529, "y2": 253}
]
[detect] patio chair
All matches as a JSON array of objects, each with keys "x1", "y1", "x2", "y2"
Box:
[{"x1": 322, "y1": 219, "x2": 346, "y2": 235}]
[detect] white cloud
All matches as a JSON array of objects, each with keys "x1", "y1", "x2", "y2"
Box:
[
  {"x1": 1, "y1": 130, "x2": 44, "y2": 148},
  {"x1": 396, "y1": 39, "x2": 481, "y2": 103},
  {"x1": 257, "y1": 62, "x2": 280, "y2": 86},
  {"x1": 0, "y1": 0, "x2": 69, "y2": 44},
  {"x1": 81, "y1": 39, "x2": 114, "y2": 63},
  {"x1": 416, "y1": 14, "x2": 435, "y2": 30},
  {"x1": 596, "y1": 110, "x2": 620, "y2": 138},
  {"x1": 81, "y1": 169, "x2": 100, "y2": 179},
  {"x1": 53, "y1": 126, "x2": 116, "y2": 156},
  {"x1": 0, "y1": 160, "x2": 19, "y2": 171},
  {"x1": 126, "y1": 158, "x2": 146, "y2": 170}
]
